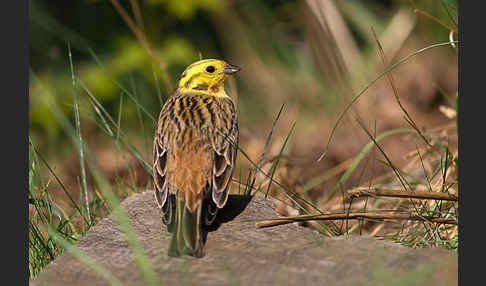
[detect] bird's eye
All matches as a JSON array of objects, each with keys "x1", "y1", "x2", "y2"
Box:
[{"x1": 205, "y1": 66, "x2": 216, "y2": 73}]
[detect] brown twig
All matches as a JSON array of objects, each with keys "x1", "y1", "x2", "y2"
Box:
[
  {"x1": 346, "y1": 187, "x2": 458, "y2": 201},
  {"x1": 109, "y1": 0, "x2": 173, "y2": 91},
  {"x1": 408, "y1": 0, "x2": 457, "y2": 32},
  {"x1": 255, "y1": 211, "x2": 456, "y2": 229},
  {"x1": 129, "y1": 0, "x2": 145, "y2": 31}
]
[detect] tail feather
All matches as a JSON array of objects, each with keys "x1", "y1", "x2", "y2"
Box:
[{"x1": 168, "y1": 196, "x2": 205, "y2": 258}]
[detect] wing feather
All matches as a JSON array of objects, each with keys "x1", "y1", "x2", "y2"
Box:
[
  {"x1": 211, "y1": 99, "x2": 238, "y2": 208},
  {"x1": 153, "y1": 131, "x2": 172, "y2": 224}
]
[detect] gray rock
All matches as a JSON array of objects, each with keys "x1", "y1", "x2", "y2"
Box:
[{"x1": 31, "y1": 190, "x2": 457, "y2": 286}]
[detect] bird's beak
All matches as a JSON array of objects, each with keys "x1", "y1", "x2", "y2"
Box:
[{"x1": 223, "y1": 63, "x2": 241, "y2": 74}]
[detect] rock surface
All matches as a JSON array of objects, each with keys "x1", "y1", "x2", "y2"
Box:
[{"x1": 32, "y1": 190, "x2": 457, "y2": 286}]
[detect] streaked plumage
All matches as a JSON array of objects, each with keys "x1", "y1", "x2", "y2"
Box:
[{"x1": 153, "y1": 59, "x2": 239, "y2": 257}]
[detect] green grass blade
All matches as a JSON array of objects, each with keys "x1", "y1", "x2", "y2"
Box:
[
  {"x1": 257, "y1": 103, "x2": 285, "y2": 168},
  {"x1": 329, "y1": 128, "x2": 417, "y2": 200},
  {"x1": 86, "y1": 161, "x2": 160, "y2": 286},
  {"x1": 68, "y1": 43, "x2": 91, "y2": 223},
  {"x1": 77, "y1": 78, "x2": 152, "y2": 173},
  {"x1": 29, "y1": 139, "x2": 90, "y2": 227},
  {"x1": 235, "y1": 143, "x2": 337, "y2": 235},
  {"x1": 87, "y1": 48, "x2": 156, "y2": 123},
  {"x1": 48, "y1": 229, "x2": 125, "y2": 286},
  {"x1": 34, "y1": 68, "x2": 160, "y2": 285},
  {"x1": 152, "y1": 63, "x2": 164, "y2": 108},
  {"x1": 264, "y1": 121, "x2": 296, "y2": 199}
]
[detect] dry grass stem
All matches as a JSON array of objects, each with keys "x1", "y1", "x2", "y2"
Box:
[
  {"x1": 346, "y1": 187, "x2": 457, "y2": 201},
  {"x1": 371, "y1": 27, "x2": 431, "y2": 148},
  {"x1": 255, "y1": 211, "x2": 456, "y2": 229}
]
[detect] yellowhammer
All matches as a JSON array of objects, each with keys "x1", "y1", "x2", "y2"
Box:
[{"x1": 153, "y1": 59, "x2": 240, "y2": 257}]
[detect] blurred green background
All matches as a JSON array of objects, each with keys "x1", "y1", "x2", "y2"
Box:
[
  {"x1": 29, "y1": 0, "x2": 457, "y2": 155},
  {"x1": 29, "y1": 0, "x2": 458, "y2": 220}
]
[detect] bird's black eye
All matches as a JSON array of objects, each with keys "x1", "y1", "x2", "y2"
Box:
[{"x1": 206, "y1": 65, "x2": 216, "y2": 73}]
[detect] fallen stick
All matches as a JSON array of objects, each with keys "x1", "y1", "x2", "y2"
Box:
[
  {"x1": 255, "y1": 211, "x2": 457, "y2": 229},
  {"x1": 346, "y1": 187, "x2": 458, "y2": 201}
]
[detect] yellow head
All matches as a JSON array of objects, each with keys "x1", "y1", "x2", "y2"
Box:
[{"x1": 176, "y1": 59, "x2": 240, "y2": 98}]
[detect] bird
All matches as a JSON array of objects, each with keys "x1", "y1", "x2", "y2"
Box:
[{"x1": 152, "y1": 59, "x2": 240, "y2": 258}]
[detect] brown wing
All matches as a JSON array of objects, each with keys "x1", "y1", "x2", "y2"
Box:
[
  {"x1": 153, "y1": 98, "x2": 173, "y2": 224},
  {"x1": 153, "y1": 134, "x2": 167, "y2": 202},
  {"x1": 211, "y1": 98, "x2": 238, "y2": 208}
]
